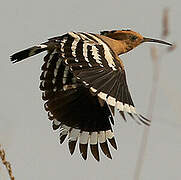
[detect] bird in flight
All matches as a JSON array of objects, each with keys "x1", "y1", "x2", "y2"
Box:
[{"x1": 11, "y1": 30, "x2": 172, "y2": 161}]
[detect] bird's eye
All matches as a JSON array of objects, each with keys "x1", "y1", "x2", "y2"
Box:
[{"x1": 130, "y1": 35, "x2": 138, "y2": 41}]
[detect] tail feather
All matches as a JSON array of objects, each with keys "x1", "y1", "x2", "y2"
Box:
[{"x1": 10, "y1": 44, "x2": 48, "y2": 63}]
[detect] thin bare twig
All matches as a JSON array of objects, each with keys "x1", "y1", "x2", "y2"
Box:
[
  {"x1": 0, "y1": 144, "x2": 15, "y2": 180},
  {"x1": 134, "y1": 46, "x2": 160, "y2": 180},
  {"x1": 133, "y1": 8, "x2": 175, "y2": 180},
  {"x1": 162, "y1": 8, "x2": 169, "y2": 38}
]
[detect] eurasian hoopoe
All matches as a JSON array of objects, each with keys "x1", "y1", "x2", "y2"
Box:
[{"x1": 10, "y1": 30, "x2": 172, "y2": 161}]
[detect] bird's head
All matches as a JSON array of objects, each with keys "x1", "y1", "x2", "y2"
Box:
[{"x1": 100, "y1": 30, "x2": 172, "y2": 54}]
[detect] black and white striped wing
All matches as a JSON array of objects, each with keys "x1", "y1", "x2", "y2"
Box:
[
  {"x1": 56, "y1": 32, "x2": 150, "y2": 126},
  {"x1": 39, "y1": 46, "x2": 117, "y2": 161}
]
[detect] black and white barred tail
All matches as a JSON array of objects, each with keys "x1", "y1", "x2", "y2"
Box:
[{"x1": 10, "y1": 44, "x2": 48, "y2": 63}]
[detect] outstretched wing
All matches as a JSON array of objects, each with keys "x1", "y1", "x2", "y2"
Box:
[
  {"x1": 40, "y1": 51, "x2": 119, "y2": 161},
  {"x1": 53, "y1": 32, "x2": 150, "y2": 125}
]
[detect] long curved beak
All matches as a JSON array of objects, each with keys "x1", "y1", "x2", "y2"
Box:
[{"x1": 143, "y1": 37, "x2": 172, "y2": 46}]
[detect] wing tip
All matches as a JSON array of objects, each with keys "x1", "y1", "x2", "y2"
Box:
[
  {"x1": 79, "y1": 143, "x2": 88, "y2": 160},
  {"x1": 68, "y1": 140, "x2": 77, "y2": 155},
  {"x1": 90, "y1": 144, "x2": 100, "y2": 161},
  {"x1": 100, "y1": 141, "x2": 112, "y2": 159}
]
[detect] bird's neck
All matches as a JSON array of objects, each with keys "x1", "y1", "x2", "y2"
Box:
[{"x1": 97, "y1": 35, "x2": 131, "y2": 55}]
